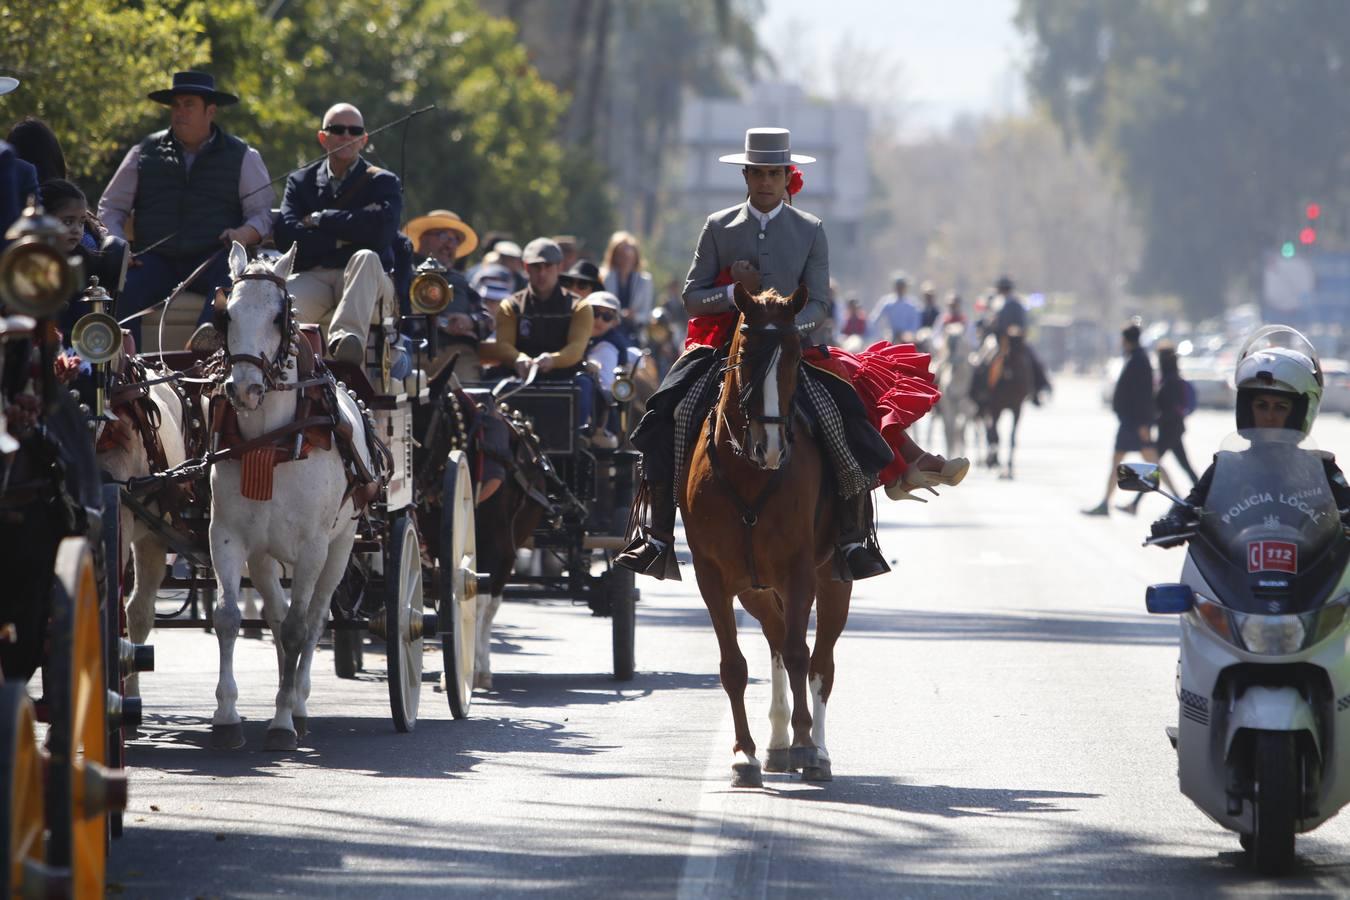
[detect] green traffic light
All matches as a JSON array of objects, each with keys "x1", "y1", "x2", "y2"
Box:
[{"x1": 1282, "y1": 241, "x2": 1296, "y2": 259}]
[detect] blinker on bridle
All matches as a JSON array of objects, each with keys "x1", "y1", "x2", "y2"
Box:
[{"x1": 224, "y1": 270, "x2": 294, "y2": 390}]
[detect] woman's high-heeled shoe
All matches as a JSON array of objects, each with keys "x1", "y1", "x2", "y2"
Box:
[
  {"x1": 884, "y1": 463, "x2": 941, "y2": 502},
  {"x1": 931, "y1": 456, "x2": 970, "y2": 487}
]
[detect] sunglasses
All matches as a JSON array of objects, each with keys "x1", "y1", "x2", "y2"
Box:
[
  {"x1": 324, "y1": 124, "x2": 366, "y2": 136},
  {"x1": 594, "y1": 310, "x2": 617, "y2": 322}
]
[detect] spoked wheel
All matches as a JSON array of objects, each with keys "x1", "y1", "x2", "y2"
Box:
[
  {"x1": 1250, "y1": 731, "x2": 1299, "y2": 875},
  {"x1": 385, "y1": 514, "x2": 424, "y2": 733},
  {"x1": 48, "y1": 537, "x2": 121, "y2": 898},
  {"x1": 0, "y1": 683, "x2": 44, "y2": 897},
  {"x1": 607, "y1": 567, "x2": 636, "y2": 682},
  {"x1": 439, "y1": 451, "x2": 478, "y2": 719}
]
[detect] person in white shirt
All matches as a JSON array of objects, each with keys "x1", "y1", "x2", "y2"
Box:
[{"x1": 97, "y1": 71, "x2": 273, "y2": 345}]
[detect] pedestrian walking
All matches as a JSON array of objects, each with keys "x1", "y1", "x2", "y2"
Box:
[
  {"x1": 1084, "y1": 322, "x2": 1160, "y2": 516},
  {"x1": 1120, "y1": 340, "x2": 1197, "y2": 514}
]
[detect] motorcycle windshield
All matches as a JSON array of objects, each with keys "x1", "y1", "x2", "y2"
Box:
[{"x1": 1196, "y1": 430, "x2": 1349, "y2": 614}]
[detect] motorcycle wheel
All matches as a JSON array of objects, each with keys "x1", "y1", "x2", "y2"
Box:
[{"x1": 1250, "y1": 731, "x2": 1298, "y2": 875}]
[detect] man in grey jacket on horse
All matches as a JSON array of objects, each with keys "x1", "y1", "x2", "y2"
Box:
[{"x1": 617, "y1": 128, "x2": 891, "y2": 582}]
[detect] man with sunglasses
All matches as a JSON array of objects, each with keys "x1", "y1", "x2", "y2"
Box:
[
  {"x1": 271, "y1": 102, "x2": 402, "y2": 365},
  {"x1": 98, "y1": 71, "x2": 274, "y2": 346}
]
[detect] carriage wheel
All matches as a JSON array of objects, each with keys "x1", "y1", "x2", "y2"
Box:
[
  {"x1": 607, "y1": 568, "x2": 636, "y2": 681},
  {"x1": 333, "y1": 628, "x2": 364, "y2": 679},
  {"x1": 385, "y1": 514, "x2": 424, "y2": 733},
  {"x1": 48, "y1": 538, "x2": 112, "y2": 898},
  {"x1": 99, "y1": 484, "x2": 126, "y2": 839},
  {"x1": 0, "y1": 684, "x2": 44, "y2": 897},
  {"x1": 439, "y1": 451, "x2": 478, "y2": 719}
]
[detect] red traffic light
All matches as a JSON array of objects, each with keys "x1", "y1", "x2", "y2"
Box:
[
  {"x1": 1300, "y1": 226, "x2": 1318, "y2": 245},
  {"x1": 1307, "y1": 203, "x2": 1322, "y2": 220}
]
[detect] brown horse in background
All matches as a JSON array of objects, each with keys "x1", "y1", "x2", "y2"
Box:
[
  {"x1": 682, "y1": 284, "x2": 852, "y2": 787},
  {"x1": 980, "y1": 327, "x2": 1032, "y2": 479}
]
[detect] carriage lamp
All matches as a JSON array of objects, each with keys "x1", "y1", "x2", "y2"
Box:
[
  {"x1": 410, "y1": 257, "x2": 452, "y2": 315},
  {"x1": 0, "y1": 201, "x2": 83, "y2": 318},
  {"x1": 71, "y1": 278, "x2": 122, "y2": 421},
  {"x1": 611, "y1": 372, "x2": 635, "y2": 404}
]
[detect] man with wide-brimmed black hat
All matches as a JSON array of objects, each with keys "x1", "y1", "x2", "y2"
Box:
[{"x1": 97, "y1": 71, "x2": 274, "y2": 345}]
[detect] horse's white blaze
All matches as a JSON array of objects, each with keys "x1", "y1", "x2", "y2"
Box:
[
  {"x1": 767, "y1": 652, "x2": 790, "y2": 750},
  {"x1": 809, "y1": 672, "x2": 829, "y2": 760},
  {"x1": 761, "y1": 346, "x2": 784, "y2": 467}
]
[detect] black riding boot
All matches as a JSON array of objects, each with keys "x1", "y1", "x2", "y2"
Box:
[
  {"x1": 834, "y1": 490, "x2": 890, "y2": 581},
  {"x1": 615, "y1": 481, "x2": 681, "y2": 581}
]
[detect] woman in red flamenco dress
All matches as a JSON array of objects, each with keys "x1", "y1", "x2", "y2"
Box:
[{"x1": 686, "y1": 282, "x2": 968, "y2": 502}]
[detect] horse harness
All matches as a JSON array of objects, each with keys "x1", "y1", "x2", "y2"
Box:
[
  {"x1": 704, "y1": 322, "x2": 798, "y2": 591},
  {"x1": 125, "y1": 267, "x2": 389, "y2": 508}
]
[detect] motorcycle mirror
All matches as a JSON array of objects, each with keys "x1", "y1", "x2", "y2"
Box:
[
  {"x1": 1116, "y1": 462, "x2": 1161, "y2": 493},
  {"x1": 1145, "y1": 583, "x2": 1194, "y2": 614}
]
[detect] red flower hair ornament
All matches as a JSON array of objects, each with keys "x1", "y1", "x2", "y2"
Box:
[{"x1": 787, "y1": 165, "x2": 804, "y2": 198}]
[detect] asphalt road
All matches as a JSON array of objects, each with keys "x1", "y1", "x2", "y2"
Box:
[{"x1": 108, "y1": 375, "x2": 1350, "y2": 899}]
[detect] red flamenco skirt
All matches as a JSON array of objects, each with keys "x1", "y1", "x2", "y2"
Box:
[{"x1": 803, "y1": 341, "x2": 941, "y2": 487}]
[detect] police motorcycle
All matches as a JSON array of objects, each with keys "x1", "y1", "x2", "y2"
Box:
[{"x1": 1119, "y1": 326, "x2": 1350, "y2": 874}]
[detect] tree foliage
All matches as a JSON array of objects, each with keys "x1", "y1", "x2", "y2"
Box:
[
  {"x1": 0, "y1": 0, "x2": 208, "y2": 186},
  {"x1": 1017, "y1": 0, "x2": 1350, "y2": 317}
]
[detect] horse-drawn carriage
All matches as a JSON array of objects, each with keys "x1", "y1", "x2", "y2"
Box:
[
  {"x1": 1, "y1": 204, "x2": 151, "y2": 896},
  {"x1": 114, "y1": 241, "x2": 642, "y2": 752}
]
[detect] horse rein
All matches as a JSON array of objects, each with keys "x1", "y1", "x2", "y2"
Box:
[
  {"x1": 719, "y1": 321, "x2": 797, "y2": 460},
  {"x1": 222, "y1": 270, "x2": 296, "y2": 391}
]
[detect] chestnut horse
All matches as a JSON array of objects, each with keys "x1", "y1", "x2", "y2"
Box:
[{"x1": 682, "y1": 284, "x2": 851, "y2": 787}]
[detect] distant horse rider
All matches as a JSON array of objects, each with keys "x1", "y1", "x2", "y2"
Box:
[
  {"x1": 972, "y1": 275, "x2": 1050, "y2": 406},
  {"x1": 617, "y1": 127, "x2": 963, "y2": 583},
  {"x1": 98, "y1": 71, "x2": 274, "y2": 346}
]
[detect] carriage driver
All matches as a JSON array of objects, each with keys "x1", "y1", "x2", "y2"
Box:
[
  {"x1": 482, "y1": 237, "x2": 598, "y2": 430},
  {"x1": 268, "y1": 103, "x2": 402, "y2": 365},
  {"x1": 405, "y1": 209, "x2": 493, "y2": 382},
  {"x1": 98, "y1": 71, "x2": 275, "y2": 347}
]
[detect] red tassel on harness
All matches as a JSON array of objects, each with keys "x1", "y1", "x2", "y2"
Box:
[{"x1": 240, "y1": 447, "x2": 280, "y2": 501}]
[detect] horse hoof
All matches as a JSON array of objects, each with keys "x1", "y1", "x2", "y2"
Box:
[
  {"x1": 789, "y1": 745, "x2": 819, "y2": 771},
  {"x1": 731, "y1": 762, "x2": 763, "y2": 789},
  {"x1": 210, "y1": 723, "x2": 245, "y2": 750},
  {"x1": 764, "y1": 747, "x2": 792, "y2": 773},
  {"x1": 293, "y1": 717, "x2": 308, "y2": 740},
  {"x1": 802, "y1": 759, "x2": 833, "y2": 782},
  {"x1": 264, "y1": 728, "x2": 298, "y2": 751}
]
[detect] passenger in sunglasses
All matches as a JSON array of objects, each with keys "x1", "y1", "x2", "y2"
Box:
[
  {"x1": 271, "y1": 102, "x2": 403, "y2": 366},
  {"x1": 585, "y1": 292, "x2": 631, "y2": 394}
]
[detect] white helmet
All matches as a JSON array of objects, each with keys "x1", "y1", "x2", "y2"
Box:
[{"x1": 1233, "y1": 325, "x2": 1323, "y2": 433}]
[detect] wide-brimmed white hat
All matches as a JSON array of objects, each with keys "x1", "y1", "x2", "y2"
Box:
[{"x1": 719, "y1": 127, "x2": 815, "y2": 166}]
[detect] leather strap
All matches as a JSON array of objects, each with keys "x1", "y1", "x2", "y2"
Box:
[{"x1": 702, "y1": 408, "x2": 785, "y2": 591}]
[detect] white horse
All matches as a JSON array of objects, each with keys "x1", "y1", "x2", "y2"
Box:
[
  {"x1": 97, "y1": 379, "x2": 186, "y2": 699},
  {"x1": 934, "y1": 323, "x2": 977, "y2": 459},
  {"x1": 209, "y1": 242, "x2": 361, "y2": 751}
]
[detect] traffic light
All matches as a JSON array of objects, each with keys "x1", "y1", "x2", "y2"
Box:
[
  {"x1": 1282, "y1": 241, "x2": 1296, "y2": 258},
  {"x1": 1300, "y1": 226, "x2": 1317, "y2": 245},
  {"x1": 1307, "y1": 202, "x2": 1322, "y2": 220}
]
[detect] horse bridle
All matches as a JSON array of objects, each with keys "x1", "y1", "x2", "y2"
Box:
[
  {"x1": 221, "y1": 270, "x2": 295, "y2": 391},
  {"x1": 720, "y1": 321, "x2": 797, "y2": 459}
]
